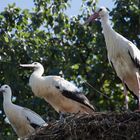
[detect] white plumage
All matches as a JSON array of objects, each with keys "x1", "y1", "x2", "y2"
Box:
[
  {"x1": 0, "y1": 85, "x2": 47, "y2": 139},
  {"x1": 20, "y1": 62, "x2": 95, "y2": 114},
  {"x1": 87, "y1": 7, "x2": 140, "y2": 110}
]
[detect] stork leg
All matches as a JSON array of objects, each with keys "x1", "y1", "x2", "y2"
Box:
[
  {"x1": 122, "y1": 81, "x2": 129, "y2": 110},
  {"x1": 59, "y1": 111, "x2": 69, "y2": 123},
  {"x1": 136, "y1": 72, "x2": 140, "y2": 110},
  {"x1": 59, "y1": 111, "x2": 65, "y2": 121}
]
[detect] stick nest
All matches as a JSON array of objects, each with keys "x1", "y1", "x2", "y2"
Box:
[{"x1": 28, "y1": 111, "x2": 140, "y2": 140}]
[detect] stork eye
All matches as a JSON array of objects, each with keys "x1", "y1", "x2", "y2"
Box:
[
  {"x1": 5, "y1": 86, "x2": 8, "y2": 88},
  {"x1": 34, "y1": 62, "x2": 37, "y2": 65},
  {"x1": 99, "y1": 8, "x2": 102, "y2": 12}
]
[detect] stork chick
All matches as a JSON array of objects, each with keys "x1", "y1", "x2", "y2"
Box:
[
  {"x1": 0, "y1": 85, "x2": 47, "y2": 139},
  {"x1": 20, "y1": 62, "x2": 95, "y2": 115},
  {"x1": 86, "y1": 7, "x2": 140, "y2": 110}
]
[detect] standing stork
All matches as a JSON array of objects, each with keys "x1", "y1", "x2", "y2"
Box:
[
  {"x1": 86, "y1": 7, "x2": 140, "y2": 110},
  {"x1": 0, "y1": 85, "x2": 47, "y2": 139},
  {"x1": 20, "y1": 62, "x2": 95, "y2": 115}
]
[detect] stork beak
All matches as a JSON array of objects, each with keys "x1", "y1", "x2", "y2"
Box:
[
  {"x1": 20, "y1": 64, "x2": 35, "y2": 68},
  {"x1": 85, "y1": 12, "x2": 99, "y2": 24},
  {"x1": 0, "y1": 88, "x2": 4, "y2": 94}
]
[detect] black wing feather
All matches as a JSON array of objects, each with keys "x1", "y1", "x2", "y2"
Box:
[
  {"x1": 128, "y1": 50, "x2": 140, "y2": 70},
  {"x1": 110, "y1": 61, "x2": 117, "y2": 75},
  {"x1": 61, "y1": 90, "x2": 95, "y2": 111},
  {"x1": 26, "y1": 117, "x2": 40, "y2": 129}
]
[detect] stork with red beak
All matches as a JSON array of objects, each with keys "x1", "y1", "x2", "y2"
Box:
[{"x1": 86, "y1": 7, "x2": 140, "y2": 110}]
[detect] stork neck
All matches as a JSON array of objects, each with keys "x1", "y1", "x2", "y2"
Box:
[
  {"x1": 3, "y1": 92, "x2": 12, "y2": 104},
  {"x1": 100, "y1": 16, "x2": 114, "y2": 34},
  {"x1": 29, "y1": 67, "x2": 44, "y2": 85},
  {"x1": 32, "y1": 67, "x2": 44, "y2": 77},
  {"x1": 100, "y1": 15, "x2": 117, "y2": 50}
]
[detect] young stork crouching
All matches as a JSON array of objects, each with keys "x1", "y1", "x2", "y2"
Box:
[
  {"x1": 0, "y1": 85, "x2": 47, "y2": 139},
  {"x1": 20, "y1": 62, "x2": 95, "y2": 116}
]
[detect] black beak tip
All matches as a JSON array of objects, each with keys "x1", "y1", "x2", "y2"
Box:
[{"x1": 0, "y1": 89, "x2": 4, "y2": 94}]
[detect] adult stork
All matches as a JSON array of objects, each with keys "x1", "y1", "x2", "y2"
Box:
[
  {"x1": 0, "y1": 85, "x2": 47, "y2": 139},
  {"x1": 20, "y1": 62, "x2": 95, "y2": 115},
  {"x1": 86, "y1": 7, "x2": 140, "y2": 110}
]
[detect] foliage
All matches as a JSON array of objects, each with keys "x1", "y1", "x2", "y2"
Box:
[{"x1": 0, "y1": 0, "x2": 139, "y2": 139}]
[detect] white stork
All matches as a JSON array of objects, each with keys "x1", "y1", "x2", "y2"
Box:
[
  {"x1": 0, "y1": 85, "x2": 47, "y2": 139},
  {"x1": 86, "y1": 7, "x2": 140, "y2": 110},
  {"x1": 20, "y1": 62, "x2": 95, "y2": 115}
]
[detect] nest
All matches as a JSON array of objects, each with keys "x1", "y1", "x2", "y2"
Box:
[{"x1": 28, "y1": 111, "x2": 140, "y2": 140}]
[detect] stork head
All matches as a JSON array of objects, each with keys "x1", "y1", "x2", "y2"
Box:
[
  {"x1": 85, "y1": 7, "x2": 109, "y2": 23},
  {"x1": 0, "y1": 85, "x2": 12, "y2": 98},
  {"x1": 20, "y1": 62, "x2": 44, "y2": 75}
]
